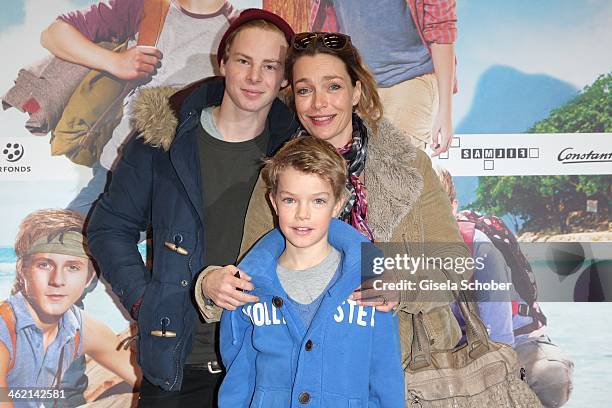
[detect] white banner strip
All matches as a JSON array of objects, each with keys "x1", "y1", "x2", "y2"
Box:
[{"x1": 430, "y1": 133, "x2": 612, "y2": 176}]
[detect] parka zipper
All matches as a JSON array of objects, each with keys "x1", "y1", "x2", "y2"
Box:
[
  {"x1": 167, "y1": 127, "x2": 197, "y2": 389},
  {"x1": 407, "y1": 391, "x2": 423, "y2": 407},
  {"x1": 176, "y1": 111, "x2": 196, "y2": 137}
]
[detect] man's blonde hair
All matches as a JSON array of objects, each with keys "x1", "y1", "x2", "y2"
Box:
[{"x1": 222, "y1": 20, "x2": 287, "y2": 66}]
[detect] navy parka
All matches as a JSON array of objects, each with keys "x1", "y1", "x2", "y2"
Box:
[{"x1": 87, "y1": 77, "x2": 298, "y2": 390}]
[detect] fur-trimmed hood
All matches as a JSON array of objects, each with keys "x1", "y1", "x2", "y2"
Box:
[
  {"x1": 129, "y1": 77, "x2": 298, "y2": 154},
  {"x1": 364, "y1": 119, "x2": 424, "y2": 242},
  {"x1": 130, "y1": 86, "x2": 178, "y2": 151}
]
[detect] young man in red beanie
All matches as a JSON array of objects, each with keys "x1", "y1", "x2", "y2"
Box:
[{"x1": 87, "y1": 9, "x2": 297, "y2": 407}]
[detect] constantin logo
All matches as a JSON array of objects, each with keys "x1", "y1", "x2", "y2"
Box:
[
  {"x1": 557, "y1": 148, "x2": 612, "y2": 164},
  {"x1": 2, "y1": 142, "x2": 24, "y2": 162}
]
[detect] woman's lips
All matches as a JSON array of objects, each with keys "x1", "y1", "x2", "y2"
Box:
[{"x1": 308, "y1": 114, "x2": 336, "y2": 126}]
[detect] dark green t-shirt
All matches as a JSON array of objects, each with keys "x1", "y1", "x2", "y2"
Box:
[{"x1": 186, "y1": 113, "x2": 270, "y2": 364}]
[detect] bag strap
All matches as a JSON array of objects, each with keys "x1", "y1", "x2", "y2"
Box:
[
  {"x1": 409, "y1": 312, "x2": 432, "y2": 370},
  {"x1": 310, "y1": 0, "x2": 333, "y2": 31},
  {"x1": 0, "y1": 302, "x2": 17, "y2": 371},
  {"x1": 455, "y1": 291, "x2": 490, "y2": 358},
  {"x1": 457, "y1": 221, "x2": 476, "y2": 254},
  {"x1": 51, "y1": 343, "x2": 66, "y2": 408},
  {"x1": 138, "y1": 0, "x2": 172, "y2": 46},
  {"x1": 82, "y1": 0, "x2": 171, "y2": 148},
  {"x1": 73, "y1": 328, "x2": 81, "y2": 360},
  {"x1": 408, "y1": 272, "x2": 491, "y2": 370}
]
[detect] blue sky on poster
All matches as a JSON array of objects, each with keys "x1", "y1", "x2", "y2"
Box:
[
  {"x1": 0, "y1": 0, "x2": 610, "y2": 244},
  {"x1": 1, "y1": 0, "x2": 610, "y2": 123},
  {"x1": 454, "y1": 0, "x2": 611, "y2": 124}
]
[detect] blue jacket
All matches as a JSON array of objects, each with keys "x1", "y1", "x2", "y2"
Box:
[
  {"x1": 219, "y1": 219, "x2": 405, "y2": 408},
  {"x1": 86, "y1": 77, "x2": 298, "y2": 390}
]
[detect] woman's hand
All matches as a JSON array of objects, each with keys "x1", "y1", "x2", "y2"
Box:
[{"x1": 350, "y1": 283, "x2": 399, "y2": 312}]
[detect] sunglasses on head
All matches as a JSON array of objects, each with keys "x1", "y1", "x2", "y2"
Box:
[{"x1": 292, "y1": 32, "x2": 352, "y2": 51}]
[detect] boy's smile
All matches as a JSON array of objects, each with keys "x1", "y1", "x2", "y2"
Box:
[
  {"x1": 270, "y1": 168, "x2": 344, "y2": 269},
  {"x1": 292, "y1": 226, "x2": 314, "y2": 235}
]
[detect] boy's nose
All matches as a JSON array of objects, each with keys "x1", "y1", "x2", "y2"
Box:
[
  {"x1": 296, "y1": 203, "x2": 310, "y2": 220},
  {"x1": 49, "y1": 268, "x2": 66, "y2": 287}
]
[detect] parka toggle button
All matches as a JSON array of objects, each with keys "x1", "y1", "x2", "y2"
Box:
[
  {"x1": 151, "y1": 316, "x2": 177, "y2": 337},
  {"x1": 164, "y1": 233, "x2": 188, "y2": 255}
]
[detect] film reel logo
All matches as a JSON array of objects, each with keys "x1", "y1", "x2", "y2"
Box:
[{"x1": 2, "y1": 142, "x2": 25, "y2": 162}]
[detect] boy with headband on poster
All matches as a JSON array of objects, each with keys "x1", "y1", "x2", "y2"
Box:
[{"x1": 0, "y1": 209, "x2": 139, "y2": 407}]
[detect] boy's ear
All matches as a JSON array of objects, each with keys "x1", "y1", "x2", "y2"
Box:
[
  {"x1": 220, "y1": 59, "x2": 226, "y2": 76},
  {"x1": 269, "y1": 192, "x2": 279, "y2": 215}
]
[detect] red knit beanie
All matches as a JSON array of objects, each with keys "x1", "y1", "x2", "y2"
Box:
[{"x1": 217, "y1": 8, "x2": 295, "y2": 66}]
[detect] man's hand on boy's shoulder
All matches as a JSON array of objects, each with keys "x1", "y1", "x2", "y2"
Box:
[{"x1": 200, "y1": 265, "x2": 259, "y2": 311}]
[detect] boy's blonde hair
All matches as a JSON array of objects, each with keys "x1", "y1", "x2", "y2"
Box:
[
  {"x1": 262, "y1": 136, "x2": 347, "y2": 200},
  {"x1": 12, "y1": 209, "x2": 92, "y2": 294}
]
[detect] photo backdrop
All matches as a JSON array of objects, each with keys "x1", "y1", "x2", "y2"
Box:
[{"x1": 1, "y1": 1, "x2": 610, "y2": 406}]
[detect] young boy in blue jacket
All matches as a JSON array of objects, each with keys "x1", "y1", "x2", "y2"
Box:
[{"x1": 218, "y1": 136, "x2": 404, "y2": 407}]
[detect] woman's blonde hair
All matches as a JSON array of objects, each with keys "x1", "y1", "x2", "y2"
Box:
[{"x1": 286, "y1": 33, "x2": 383, "y2": 133}]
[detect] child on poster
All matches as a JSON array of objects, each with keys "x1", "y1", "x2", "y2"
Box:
[
  {"x1": 0, "y1": 209, "x2": 140, "y2": 407},
  {"x1": 218, "y1": 137, "x2": 404, "y2": 407}
]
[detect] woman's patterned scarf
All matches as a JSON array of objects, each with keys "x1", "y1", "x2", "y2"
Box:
[{"x1": 337, "y1": 114, "x2": 374, "y2": 242}]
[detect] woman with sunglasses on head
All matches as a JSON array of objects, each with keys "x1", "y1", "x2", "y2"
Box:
[
  {"x1": 196, "y1": 32, "x2": 471, "y2": 406},
  {"x1": 239, "y1": 32, "x2": 468, "y2": 403}
]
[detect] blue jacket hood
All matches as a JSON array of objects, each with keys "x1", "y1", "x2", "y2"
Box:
[{"x1": 238, "y1": 218, "x2": 370, "y2": 298}]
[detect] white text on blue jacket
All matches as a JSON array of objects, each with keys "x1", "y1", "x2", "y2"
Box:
[{"x1": 243, "y1": 299, "x2": 376, "y2": 327}]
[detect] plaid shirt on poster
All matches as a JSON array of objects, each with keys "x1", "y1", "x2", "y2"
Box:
[
  {"x1": 310, "y1": 0, "x2": 457, "y2": 44},
  {"x1": 309, "y1": 0, "x2": 458, "y2": 91}
]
